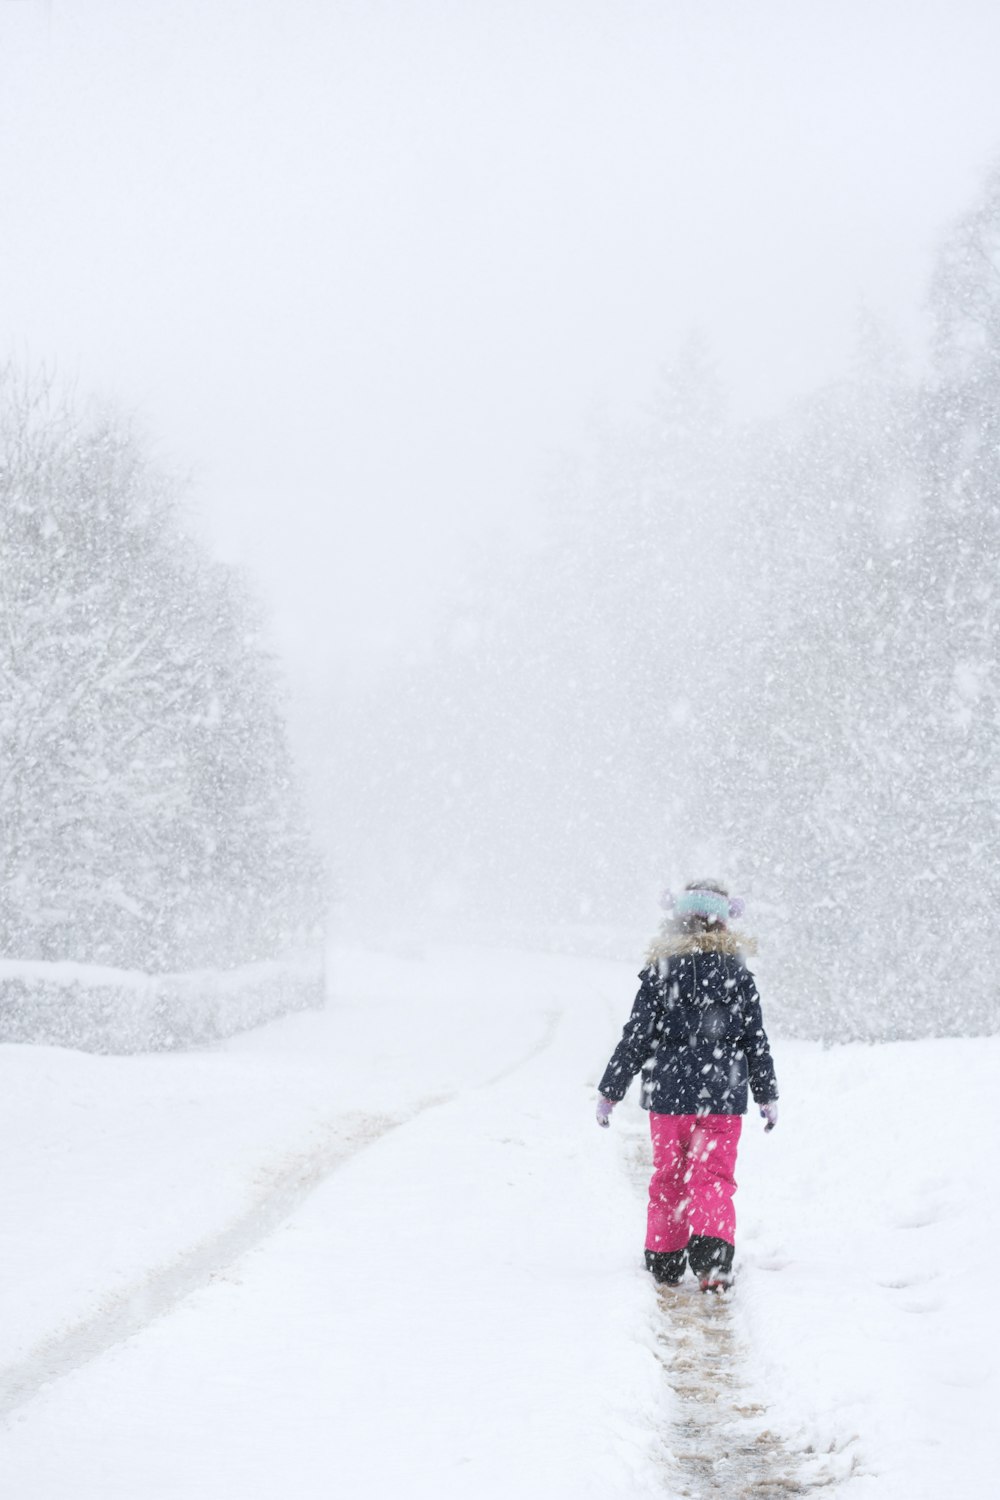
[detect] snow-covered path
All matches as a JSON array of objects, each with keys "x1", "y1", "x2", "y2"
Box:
[
  {"x1": 1, "y1": 947, "x2": 998, "y2": 1497},
  {"x1": 0, "y1": 947, "x2": 666, "y2": 1497}
]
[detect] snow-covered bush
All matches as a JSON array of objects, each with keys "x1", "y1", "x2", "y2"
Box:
[
  {"x1": 0, "y1": 956, "x2": 324, "y2": 1053},
  {"x1": 0, "y1": 368, "x2": 325, "y2": 973}
]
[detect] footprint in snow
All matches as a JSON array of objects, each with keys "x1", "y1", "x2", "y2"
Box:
[
  {"x1": 876, "y1": 1270, "x2": 941, "y2": 1290},
  {"x1": 891, "y1": 1200, "x2": 953, "y2": 1230}
]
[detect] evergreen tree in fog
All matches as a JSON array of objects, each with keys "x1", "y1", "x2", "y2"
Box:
[
  {"x1": 0, "y1": 370, "x2": 324, "y2": 970},
  {"x1": 338, "y1": 163, "x2": 1000, "y2": 1042}
]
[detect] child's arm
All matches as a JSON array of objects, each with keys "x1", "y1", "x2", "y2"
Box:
[
  {"x1": 597, "y1": 971, "x2": 662, "y2": 1103},
  {"x1": 739, "y1": 969, "x2": 778, "y2": 1107}
]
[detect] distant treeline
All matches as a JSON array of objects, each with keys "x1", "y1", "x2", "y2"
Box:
[{"x1": 339, "y1": 161, "x2": 1000, "y2": 1041}]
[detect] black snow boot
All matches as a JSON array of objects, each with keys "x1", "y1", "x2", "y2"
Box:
[
  {"x1": 645, "y1": 1248, "x2": 687, "y2": 1286},
  {"x1": 687, "y1": 1235, "x2": 734, "y2": 1291}
]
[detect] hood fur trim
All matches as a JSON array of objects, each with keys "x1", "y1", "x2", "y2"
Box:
[{"x1": 645, "y1": 926, "x2": 758, "y2": 964}]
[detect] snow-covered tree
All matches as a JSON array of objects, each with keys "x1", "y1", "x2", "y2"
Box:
[{"x1": 0, "y1": 369, "x2": 324, "y2": 969}]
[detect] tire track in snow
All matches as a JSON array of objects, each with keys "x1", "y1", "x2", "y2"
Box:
[
  {"x1": 481, "y1": 1007, "x2": 562, "y2": 1085},
  {"x1": 0, "y1": 1107, "x2": 408, "y2": 1422},
  {"x1": 622, "y1": 1129, "x2": 858, "y2": 1497},
  {"x1": 0, "y1": 1006, "x2": 564, "y2": 1422}
]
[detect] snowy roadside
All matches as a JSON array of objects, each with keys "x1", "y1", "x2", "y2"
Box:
[
  {"x1": 731, "y1": 1037, "x2": 1000, "y2": 1499},
  {"x1": 0, "y1": 945, "x2": 569, "y2": 1369}
]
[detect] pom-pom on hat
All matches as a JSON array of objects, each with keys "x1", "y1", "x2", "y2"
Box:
[{"x1": 661, "y1": 880, "x2": 744, "y2": 924}]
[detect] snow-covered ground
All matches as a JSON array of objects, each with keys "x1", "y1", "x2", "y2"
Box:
[{"x1": 1, "y1": 945, "x2": 997, "y2": 1497}]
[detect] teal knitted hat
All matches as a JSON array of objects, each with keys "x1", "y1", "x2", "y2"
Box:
[{"x1": 661, "y1": 881, "x2": 745, "y2": 924}]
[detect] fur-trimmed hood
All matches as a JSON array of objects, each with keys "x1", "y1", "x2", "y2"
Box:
[{"x1": 645, "y1": 925, "x2": 758, "y2": 965}]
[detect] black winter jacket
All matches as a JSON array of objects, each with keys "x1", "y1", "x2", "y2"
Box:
[{"x1": 598, "y1": 932, "x2": 778, "y2": 1116}]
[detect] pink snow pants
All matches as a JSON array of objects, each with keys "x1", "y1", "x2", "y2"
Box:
[{"x1": 645, "y1": 1112, "x2": 742, "y2": 1253}]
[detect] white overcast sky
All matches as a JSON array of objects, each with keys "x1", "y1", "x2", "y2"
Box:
[{"x1": 3, "y1": 0, "x2": 1000, "y2": 678}]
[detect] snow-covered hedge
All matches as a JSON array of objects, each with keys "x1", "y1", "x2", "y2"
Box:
[{"x1": 0, "y1": 955, "x2": 325, "y2": 1054}]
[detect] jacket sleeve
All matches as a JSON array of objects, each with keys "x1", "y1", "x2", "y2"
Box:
[
  {"x1": 597, "y1": 970, "x2": 663, "y2": 1102},
  {"x1": 739, "y1": 967, "x2": 778, "y2": 1104}
]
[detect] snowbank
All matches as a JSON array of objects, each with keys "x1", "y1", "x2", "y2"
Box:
[
  {"x1": 0, "y1": 953, "x2": 324, "y2": 1052},
  {"x1": 728, "y1": 1035, "x2": 1000, "y2": 1497}
]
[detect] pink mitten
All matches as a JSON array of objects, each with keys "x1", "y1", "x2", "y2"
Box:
[{"x1": 596, "y1": 1096, "x2": 615, "y2": 1129}]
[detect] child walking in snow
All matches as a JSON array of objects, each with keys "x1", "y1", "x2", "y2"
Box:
[{"x1": 596, "y1": 880, "x2": 778, "y2": 1291}]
